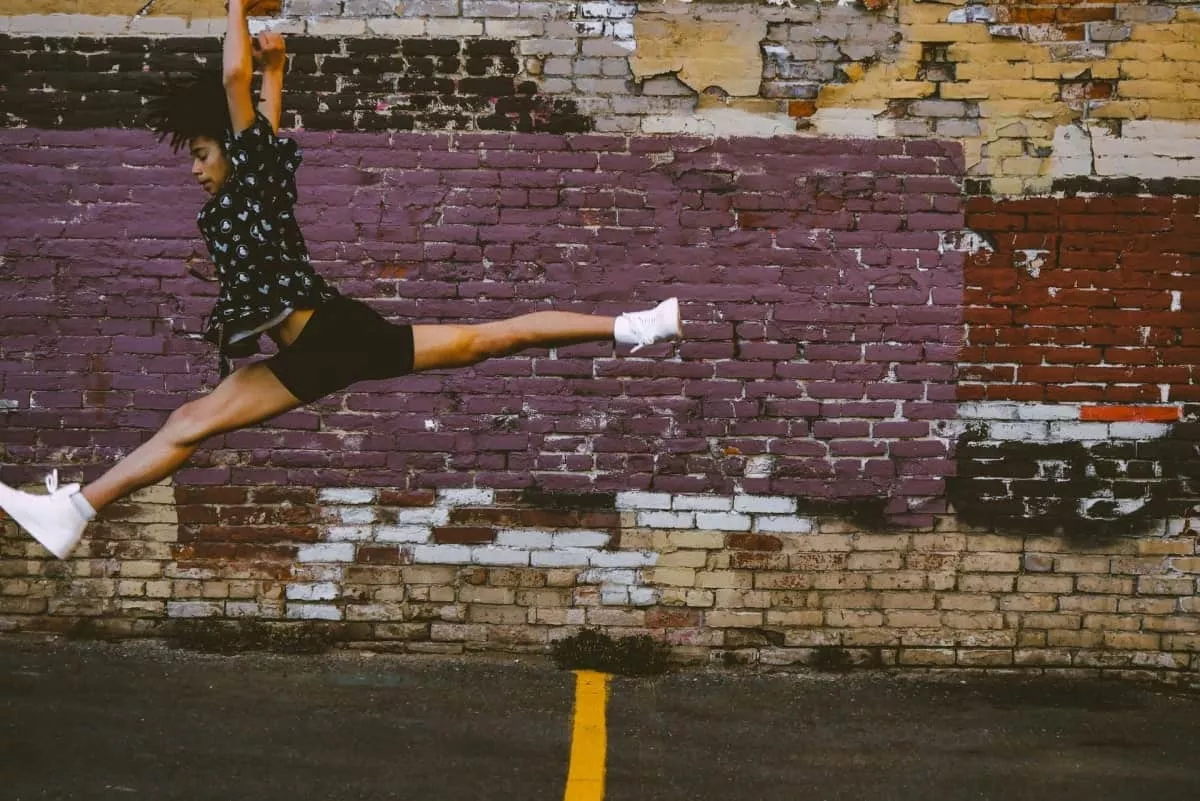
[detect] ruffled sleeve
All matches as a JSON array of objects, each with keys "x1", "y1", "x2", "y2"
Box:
[{"x1": 223, "y1": 113, "x2": 303, "y2": 208}]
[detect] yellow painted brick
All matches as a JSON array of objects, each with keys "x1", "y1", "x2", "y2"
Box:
[
  {"x1": 949, "y1": 42, "x2": 1051, "y2": 63},
  {"x1": 1144, "y1": 100, "x2": 1200, "y2": 119},
  {"x1": 1121, "y1": 80, "x2": 1200, "y2": 101},
  {"x1": 868, "y1": 572, "x2": 928, "y2": 591},
  {"x1": 645, "y1": 567, "x2": 697, "y2": 587},
  {"x1": 705, "y1": 610, "x2": 763, "y2": 628},
  {"x1": 1130, "y1": 24, "x2": 1195, "y2": 43},
  {"x1": 1161, "y1": 43, "x2": 1200, "y2": 61},
  {"x1": 890, "y1": 81, "x2": 938, "y2": 99},
  {"x1": 695, "y1": 570, "x2": 753, "y2": 590},
  {"x1": 765, "y1": 609, "x2": 823, "y2": 626},
  {"x1": 887, "y1": 610, "x2": 943, "y2": 628},
  {"x1": 1109, "y1": 42, "x2": 1164, "y2": 60},
  {"x1": 957, "y1": 62, "x2": 1035, "y2": 81},
  {"x1": 1089, "y1": 100, "x2": 1153, "y2": 119},
  {"x1": 1031, "y1": 62, "x2": 1108, "y2": 80},
  {"x1": 880, "y1": 592, "x2": 936, "y2": 610},
  {"x1": 998, "y1": 156, "x2": 1048, "y2": 177},
  {"x1": 825, "y1": 609, "x2": 884, "y2": 628},
  {"x1": 908, "y1": 23, "x2": 993, "y2": 43}
]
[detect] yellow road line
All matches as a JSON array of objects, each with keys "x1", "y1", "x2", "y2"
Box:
[{"x1": 563, "y1": 669, "x2": 610, "y2": 801}]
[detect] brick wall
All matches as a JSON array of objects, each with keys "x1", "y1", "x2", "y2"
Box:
[{"x1": 1, "y1": 3, "x2": 1199, "y2": 681}]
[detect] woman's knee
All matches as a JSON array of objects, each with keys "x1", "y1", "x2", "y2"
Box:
[{"x1": 163, "y1": 398, "x2": 220, "y2": 446}]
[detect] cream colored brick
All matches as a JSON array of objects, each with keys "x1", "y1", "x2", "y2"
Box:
[
  {"x1": 1103, "y1": 631, "x2": 1161, "y2": 650},
  {"x1": 1137, "y1": 576, "x2": 1195, "y2": 595},
  {"x1": 657, "y1": 550, "x2": 708, "y2": 568},
  {"x1": 667, "y1": 531, "x2": 726, "y2": 550},
  {"x1": 1015, "y1": 648, "x2": 1073, "y2": 666},
  {"x1": 854, "y1": 534, "x2": 909, "y2": 551},
  {"x1": 1118, "y1": 597, "x2": 1179, "y2": 615},
  {"x1": 938, "y1": 594, "x2": 998, "y2": 612},
  {"x1": 899, "y1": 648, "x2": 956, "y2": 666},
  {"x1": 1048, "y1": 629, "x2": 1104, "y2": 648},
  {"x1": 842, "y1": 629, "x2": 900, "y2": 647},
  {"x1": 585, "y1": 608, "x2": 647, "y2": 627},
  {"x1": 792, "y1": 534, "x2": 853, "y2": 552},
  {"x1": 116, "y1": 580, "x2": 145, "y2": 597},
  {"x1": 1016, "y1": 575, "x2": 1073, "y2": 594},
  {"x1": 402, "y1": 566, "x2": 458, "y2": 585},
  {"x1": 645, "y1": 567, "x2": 697, "y2": 587},
  {"x1": 1082, "y1": 614, "x2": 1142, "y2": 631},
  {"x1": 958, "y1": 575, "x2": 1016, "y2": 593},
  {"x1": 765, "y1": 610, "x2": 823, "y2": 626},
  {"x1": 515, "y1": 589, "x2": 570, "y2": 607},
  {"x1": 820, "y1": 592, "x2": 879, "y2": 610},
  {"x1": 714, "y1": 589, "x2": 772, "y2": 609},
  {"x1": 705, "y1": 610, "x2": 764, "y2": 628},
  {"x1": 695, "y1": 571, "x2": 753, "y2": 590},
  {"x1": 1023, "y1": 613, "x2": 1082, "y2": 630},
  {"x1": 825, "y1": 609, "x2": 884, "y2": 628},
  {"x1": 943, "y1": 612, "x2": 1005, "y2": 630},
  {"x1": 1074, "y1": 575, "x2": 1134, "y2": 595},
  {"x1": 1058, "y1": 595, "x2": 1119, "y2": 614},
  {"x1": 459, "y1": 586, "x2": 515, "y2": 605},
  {"x1": 911, "y1": 534, "x2": 967, "y2": 551},
  {"x1": 1017, "y1": 631, "x2": 1046, "y2": 648},
  {"x1": 684, "y1": 589, "x2": 715, "y2": 607},
  {"x1": 868, "y1": 572, "x2": 928, "y2": 591},
  {"x1": 1142, "y1": 616, "x2": 1200, "y2": 633},
  {"x1": 846, "y1": 552, "x2": 903, "y2": 571},
  {"x1": 811, "y1": 574, "x2": 869, "y2": 591},
  {"x1": 887, "y1": 610, "x2": 942, "y2": 628},
  {"x1": 880, "y1": 592, "x2": 935, "y2": 610},
  {"x1": 957, "y1": 649, "x2": 1013, "y2": 667},
  {"x1": 961, "y1": 552, "x2": 1021, "y2": 572},
  {"x1": 999, "y1": 593, "x2": 1056, "y2": 612},
  {"x1": 546, "y1": 569, "x2": 578, "y2": 587},
  {"x1": 466, "y1": 605, "x2": 526, "y2": 625}
]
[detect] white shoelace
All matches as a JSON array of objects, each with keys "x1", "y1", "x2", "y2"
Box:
[{"x1": 44, "y1": 469, "x2": 79, "y2": 497}]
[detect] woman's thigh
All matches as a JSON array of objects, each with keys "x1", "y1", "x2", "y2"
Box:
[{"x1": 175, "y1": 362, "x2": 304, "y2": 441}]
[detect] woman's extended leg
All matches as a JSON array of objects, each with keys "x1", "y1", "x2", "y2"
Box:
[
  {"x1": 411, "y1": 298, "x2": 680, "y2": 371},
  {"x1": 0, "y1": 362, "x2": 302, "y2": 557}
]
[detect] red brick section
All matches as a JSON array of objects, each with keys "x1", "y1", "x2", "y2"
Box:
[{"x1": 961, "y1": 195, "x2": 1200, "y2": 404}]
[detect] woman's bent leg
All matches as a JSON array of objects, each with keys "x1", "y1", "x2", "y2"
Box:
[{"x1": 81, "y1": 362, "x2": 303, "y2": 512}]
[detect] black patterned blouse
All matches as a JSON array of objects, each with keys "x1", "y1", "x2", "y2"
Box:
[{"x1": 196, "y1": 113, "x2": 338, "y2": 373}]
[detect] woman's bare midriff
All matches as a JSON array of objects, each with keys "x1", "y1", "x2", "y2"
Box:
[{"x1": 269, "y1": 308, "x2": 315, "y2": 349}]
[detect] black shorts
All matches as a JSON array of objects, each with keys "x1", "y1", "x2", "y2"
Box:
[{"x1": 264, "y1": 296, "x2": 415, "y2": 403}]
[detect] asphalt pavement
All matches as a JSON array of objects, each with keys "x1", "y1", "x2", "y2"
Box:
[{"x1": 2, "y1": 636, "x2": 1198, "y2": 801}]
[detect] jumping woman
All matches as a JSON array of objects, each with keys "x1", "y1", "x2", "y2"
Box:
[{"x1": 0, "y1": 0, "x2": 681, "y2": 559}]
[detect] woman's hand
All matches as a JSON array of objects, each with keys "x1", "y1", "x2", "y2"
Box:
[{"x1": 252, "y1": 31, "x2": 287, "y2": 72}]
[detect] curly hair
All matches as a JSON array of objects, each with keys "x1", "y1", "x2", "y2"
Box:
[{"x1": 144, "y1": 72, "x2": 232, "y2": 153}]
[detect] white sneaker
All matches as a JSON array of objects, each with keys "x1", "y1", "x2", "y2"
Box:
[
  {"x1": 0, "y1": 470, "x2": 88, "y2": 559},
  {"x1": 614, "y1": 297, "x2": 682, "y2": 352}
]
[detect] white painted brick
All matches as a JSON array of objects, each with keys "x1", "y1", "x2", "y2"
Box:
[
  {"x1": 438, "y1": 488, "x2": 495, "y2": 507},
  {"x1": 226, "y1": 601, "x2": 266, "y2": 618},
  {"x1": 629, "y1": 587, "x2": 659, "y2": 607},
  {"x1": 616, "y1": 491, "x2": 673, "y2": 510},
  {"x1": 957, "y1": 402, "x2": 1018, "y2": 420},
  {"x1": 733, "y1": 495, "x2": 797, "y2": 514},
  {"x1": 638, "y1": 511, "x2": 696, "y2": 529},
  {"x1": 394, "y1": 507, "x2": 450, "y2": 526},
  {"x1": 754, "y1": 516, "x2": 814, "y2": 534},
  {"x1": 1017, "y1": 404, "x2": 1079, "y2": 421},
  {"x1": 286, "y1": 582, "x2": 339, "y2": 601},
  {"x1": 339, "y1": 506, "x2": 377, "y2": 524},
  {"x1": 673, "y1": 494, "x2": 733, "y2": 512},
  {"x1": 589, "y1": 550, "x2": 658, "y2": 568},
  {"x1": 580, "y1": 568, "x2": 637, "y2": 585},
  {"x1": 326, "y1": 525, "x2": 373, "y2": 542},
  {"x1": 495, "y1": 529, "x2": 553, "y2": 549},
  {"x1": 472, "y1": 547, "x2": 531, "y2": 566},
  {"x1": 128, "y1": 16, "x2": 189, "y2": 35},
  {"x1": 531, "y1": 549, "x2": 593, "y2": 567},
  {"x1": 298, "y1": 543, "x2": 356, "y2": 563},
  {"x1": 696, "y1": 512, "x2": 753, "y2": 531},
  {"x1": 412, "y1": 545, "x2": 473, "y2": 564},
  {"x1": 366, "y1": 17, "x2": 427, "y2": 36},
  {"x1": 581, "y1": 1, "x2": 636, "y2": 18},
  {"x1": 166, "y1": 601, "x2": 222, "y2": 618},
  {"x1": 989, "y1": 422, "x2": 1049, "y2": 441},
  {"x1": 286, "y1": 604, "x2": 342, "y2": 621},
  {"x1": 553, "y1": 531, "x2": 611, "y2": 548},
  {"x1": 319, "y1": 488, "x2": 375, "y2": 504},
  {"x1": 1048, "y1": 422, "x2": 1110, "y2": 441},
  {"x1": 376, "y1": 525, "x2": 432, "y2": 544},
  {"x1": 485, "y1": 19, "x2": 545, "y2": 37},
  {"x1": 10, "y1": 14, "x2": 126, "y2": 35},
  {"x1": 1110, "y1": 422, "x2": 1172, "y2": 440},
  {"x1": 305, "y1": 18, "x2": 368, "y2": 36},
  {"x1": 425, "y1": 18, "x2": 484, "y2": 36},
  {"x1": 601, "y1": 586, "x2": 631, "y2": 605}
]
